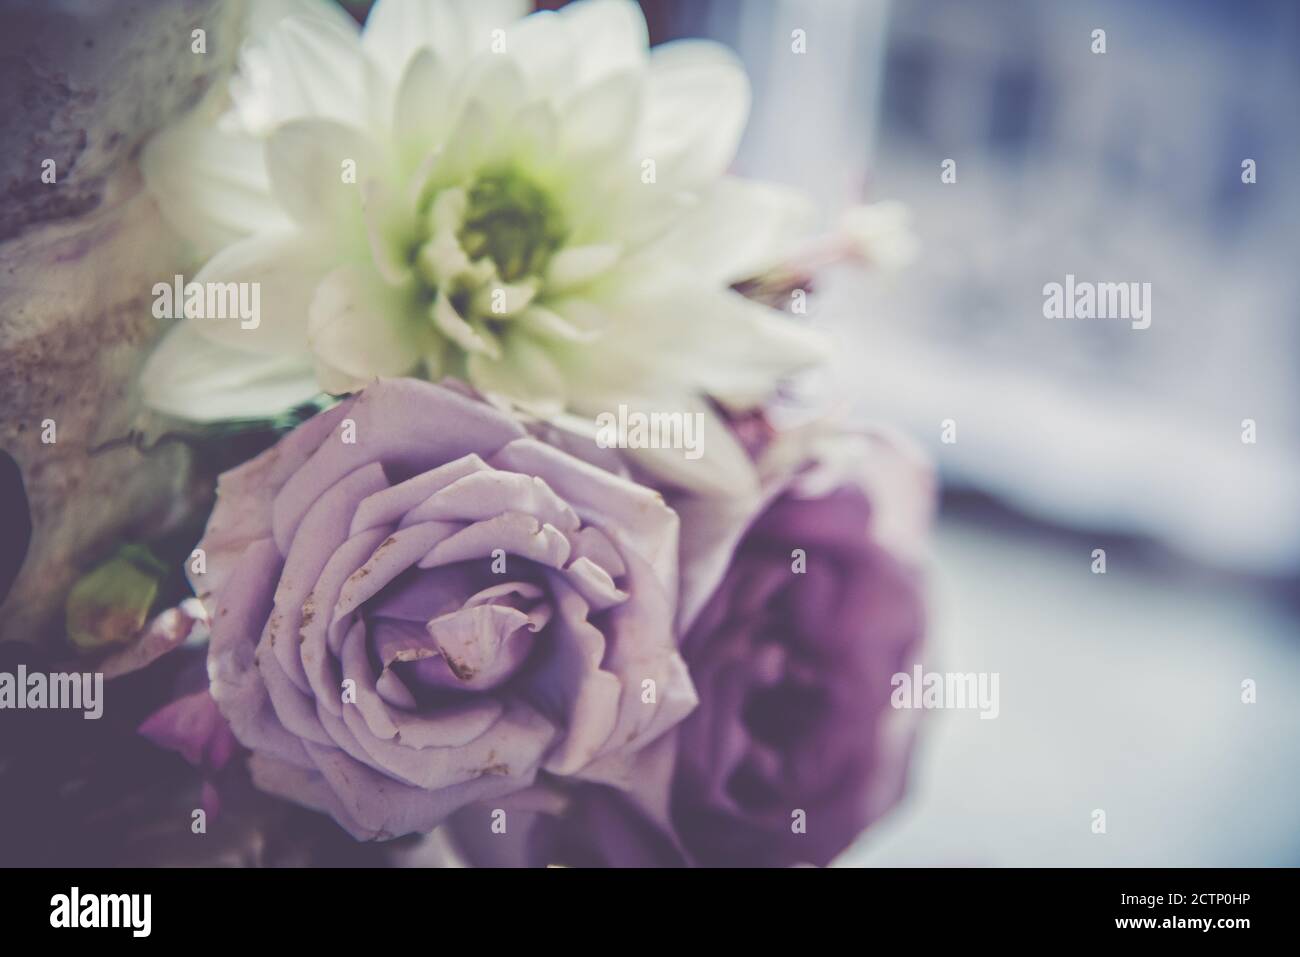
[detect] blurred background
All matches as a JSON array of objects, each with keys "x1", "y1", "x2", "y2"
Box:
[
  {"x1": 629, "y1": 0, "x2": 1300, "y2": 864},
  {"x1": 2, "y1": 0, "x2": 1295, "y2": 866}
]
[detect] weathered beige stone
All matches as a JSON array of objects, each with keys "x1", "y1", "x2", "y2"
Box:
[{"x1": 0, "y1": 0, "x2": 246, "y2": 645}]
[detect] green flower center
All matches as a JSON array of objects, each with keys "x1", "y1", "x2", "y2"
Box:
[{"x1": 457, "y1": 169, "x2": 566, "y2": 283}]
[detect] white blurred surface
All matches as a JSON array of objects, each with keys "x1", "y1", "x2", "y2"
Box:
[
  {"x1": 841, "y1": 508, "x2": 1300, "y2": 866},
  {"x1": 722, "y1": 0, "x2": 1300, "y2": 574}
]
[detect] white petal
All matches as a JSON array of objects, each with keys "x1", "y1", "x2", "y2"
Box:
[
  {"x1": 678, "y1": 290, "x2": 830, "y2": 407},
  {"x1": 456, "y1": 53, "x2": 528, "y2": 127},
  {"x1": 419, "y1": 100, "x2": 494, "y2": 194},
  {"x1": 142, "y1": 322, "x2": 321, "y2": 422},
  {"x1": 640, "y1": 40, "x2": 750, "y2": 191},
  {"x1": 415, "y1": 188, "x2": 477, "y2": 287},
  {"x1": 308, "y1": 264, "x2": 431, "y2": 383},
  {"x1": 432, "y1": 291, "x2": 500, "y2": 358},
  {"x1": 264, "y1": 118, "x2": 377, "y2": 236},
  {"x1": 362, "y1": 178, "x2": 418, "y2": 288},
  {"x1": 656, "y1": 177, "x2": 813, "y2": 284},
  {"x1": 580, "y1": 271, "x2": 828, "y2": 408},
  {"x1": 188, "y1": 228, "x2": 336, "y2": 354},
  {"x1": 467, "y1": 334, "x2": 567, "y2": 416},
  {"x1": 430, "y1": 186, "x2": 468, "y2": 235},
  {"x1": 363, "y1": 0, "x2": 529, "y2": 87},
  {"x1": 572, "y1": 176, "x2": 696, "y2": 249},
  {"x1": 362, "y1": 0, "x2": 466, "y2": 85},
  {"x1": 542, "y1": 296, "x2": 607, "y2": 334},
  {"x1": 311, "y1": 356, "x2": 367, "y2": 397},
  {"x1": 502, "y1": 12, "x2": 576, "y2": 98},
  {"x1": 559, "y1": 0, "x2": 649, "y2": 87},
  {"x1": 229, "y1": 14, "x2": 371, "y2": 134},
  {"x1": 518, "y1": 305, "x2": 599, "y2": 343},
  {"x1": 417, "y1": 235, "x2": 474, "y2": 289},
  {"x1": 544, "y1": 243, "x2": 622, "y2": 293},
  {"x1": 469, "y1": 279, "x2": 538, "y2": 318},
  {"x1": 507, "y1": 100, "x2": 560, "y2": 162},
  {"x1": 626, "y1": 431, "x2": 758, "y2": 498},
  {"x1": 453, "y1": 0, "x2": 534, "y2": 55},
  {"x1": 392, "y1": 48, "x2": 453, "y2": 166},
  {"x1": 574, "y1": 395, "x2": 758, "y2": 498},
  {"x1": 558, "y1": 70, "x2": 642, "y2": 157},
  {"x1": 141, "y1": 115, "x2": 289, "y2": 257}
]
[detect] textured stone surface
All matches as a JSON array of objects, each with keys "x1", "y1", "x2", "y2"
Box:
[{"x1": 0, "y1": 0, "x2": 246, "y2": 645}]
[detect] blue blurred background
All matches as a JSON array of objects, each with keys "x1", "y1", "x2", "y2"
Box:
[{"x1": 631, "y1": 0, "x2": 1300, "y2": 864}]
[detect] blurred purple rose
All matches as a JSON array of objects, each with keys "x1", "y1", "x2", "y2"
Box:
[
  {"x1": 195, "y1": 379, "x2": 695, "y2": 840},
  {"x1": 522, "y1": 430, "x2": 932, "y2": 867},
  {"x1": 673, "y1": 464, "x2": 928, "y2": 864}
]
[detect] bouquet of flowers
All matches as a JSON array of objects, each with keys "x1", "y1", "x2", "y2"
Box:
[{"x1": 0, "y1": 0, "x2": 930, "y2": 868}]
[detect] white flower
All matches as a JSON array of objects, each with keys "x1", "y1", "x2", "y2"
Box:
[{"x1": 140, "y1": 0, "x2": 827, "y2": 493}]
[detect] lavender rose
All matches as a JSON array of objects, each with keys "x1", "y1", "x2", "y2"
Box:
[
  {"x1": 525, "y1": 431, "x2": 932, "y2": 867},
  {"x1": 194, "y1": 379, "x2": 695, "y2": 840}
]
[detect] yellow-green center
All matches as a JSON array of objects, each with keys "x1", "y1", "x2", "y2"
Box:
[{"x1": 457, "y1": 169, "x2": 567, "y2": 284}]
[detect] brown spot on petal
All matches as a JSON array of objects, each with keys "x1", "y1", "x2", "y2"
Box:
[
  {"x1": 481, "y1": 764, "x2": 510, "y2": 777},
  {"x1": 443, "y1": 654, "x2": 476, "y2": 682},
  {"x1": 299, "y1": 598, "x2": 316, "y2": 642}
]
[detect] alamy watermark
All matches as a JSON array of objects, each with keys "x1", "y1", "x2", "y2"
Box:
[
  {"x1": 152, "y1": 274, "x2": 261, "y2": 329},
  {"x1": 50, "y1": 887, "x2": 150, "y2": 937},
  {"x1": 891, "y1": 665, "x2": 1000, "y2": 719},
  {"x1": 0, "y1": 667, "x2": 103, "y2": 719},
  {"x1": 1043, "y1": 273, "x2": 1151, "y2": 330},
  {"x1": 595, "y1": 404, "x2": 705, "y2": 460}
]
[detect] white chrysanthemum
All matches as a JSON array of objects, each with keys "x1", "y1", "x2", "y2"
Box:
[{"x1": 141, "y1": 0, "x2": 826, "y2": 491}]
